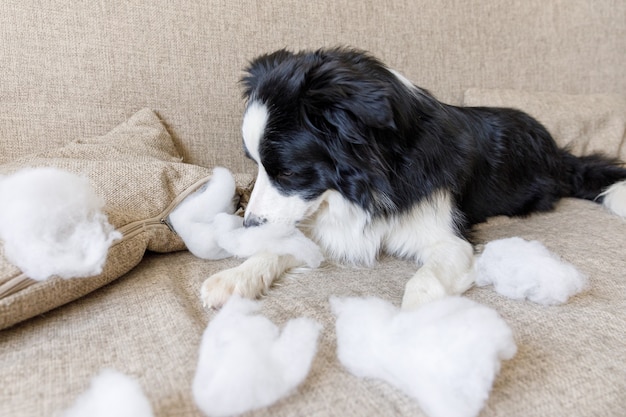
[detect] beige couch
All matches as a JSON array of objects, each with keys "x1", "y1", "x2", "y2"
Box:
[{"x1": 1, "y1": 1, "x2": 625, "y2": 416}]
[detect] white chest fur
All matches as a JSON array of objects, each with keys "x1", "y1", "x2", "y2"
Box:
[{"x1": 303, "y1": 190, "x2": 460, "y2": 267}]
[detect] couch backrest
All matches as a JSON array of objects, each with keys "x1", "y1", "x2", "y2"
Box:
[{"x1": 1, "y1": 0, "x2": 624, "y2": 172}]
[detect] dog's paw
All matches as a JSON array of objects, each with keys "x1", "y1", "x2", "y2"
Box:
[
  {"x1": 200, "y1": 260, "x2": 277, "y2": 309},
  {"x1": 201, "y1": 273, "x2": 237, "y2": 309},
  {"x1": 200, "y1": 253, "x2": 301, "y2": 309},
  {"x1": 200, "y1": 269, "x2": 265, "y2": 309},
  {"x1": 401, "y1": 269, "x2": 448, "y2": 310}
]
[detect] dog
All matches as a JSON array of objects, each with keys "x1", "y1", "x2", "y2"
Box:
[{"x1": 201, "y1": 47, "x2": 626, "y2": 309}]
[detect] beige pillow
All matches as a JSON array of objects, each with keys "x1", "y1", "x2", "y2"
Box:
[
  {"x1": 463, "y1": 89, "x2": 626, "y2": 160},
  {"x1": 0, "y1": 109, "x2": 218, "y2": 329}
]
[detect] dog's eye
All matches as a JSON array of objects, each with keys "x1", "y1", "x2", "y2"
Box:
[{"x1": 279, "y1": 170, "x2": 294, "y2": 178}]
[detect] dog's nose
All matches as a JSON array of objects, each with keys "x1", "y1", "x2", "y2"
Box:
[{"x1": 243, "y1": 214, "x2": 266, "y2": 228}]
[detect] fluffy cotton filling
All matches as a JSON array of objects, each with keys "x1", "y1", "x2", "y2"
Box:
[
  {"x1": 0, "y1": 168, "x2": 121, "y2": 280},
  {"x1": 193, "y1": 296, "x2": 321, "y2": 417},
  {"x1": 62, "y1": 369, "x2": 154, "y2": 417},
  {"x1": 473, "y1": 237, "x2": 588, "y2": 305},
  {"x1": 331, "y1": 296, "x2": 516, "y2": 417},
  {"x1": 167, "y1": 167, "x2": 238, "y2": 260},
  {"x1": 215, "y1": 215, "x2": 323, "y2": 268},
  {"x1": 168, "y1": 167, "x2": 323, "y2": 267}
]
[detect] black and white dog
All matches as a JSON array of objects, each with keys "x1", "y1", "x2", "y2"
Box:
[{"x1": 201, "y1": 47, "x2": 626, "y2": 309}]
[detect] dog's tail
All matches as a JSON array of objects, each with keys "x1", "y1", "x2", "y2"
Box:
[{"x1": 562, "y1": 151, "x2": 626, "y2": 217}]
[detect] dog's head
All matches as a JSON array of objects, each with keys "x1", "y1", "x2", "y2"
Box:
[{"x1": 240, "y1": 48, "x2": 408, "y2": 227}]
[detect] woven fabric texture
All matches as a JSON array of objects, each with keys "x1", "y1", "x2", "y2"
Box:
[{"x1": 1, "y1": 0, "x2": 625, "y2": 171}]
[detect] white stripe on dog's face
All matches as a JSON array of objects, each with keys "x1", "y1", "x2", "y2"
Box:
[
  {"x1": 242, "y1": 100, "x2": 268, "y2": 163},
  {"x1": 242, "y1": 100, "x2": 320, "y2": 226}
]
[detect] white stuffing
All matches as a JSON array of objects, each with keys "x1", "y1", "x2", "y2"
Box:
[
  {"x1": 473, "y1": 237, "x2": 588, "y2": 305},
  {"x1": 168, "y1": 167, "x2": 323, "y2": 267},
  {"x1": 331, "y1": 296, "x2": 516, "y2": 417},
  {"x1": 214, "y1": 214, "x2": 323, "y2": 267},
  {"x1": 0, "y1": 168, "x2": 121, "y2": 281},
  {"x1": 167, "y1": 167, "x2": 239, "y2": 260},
  {"x1": 62, "y1": 369, "x2": 154, "y2": 417},
  {"x1": 193, "y1": 295, "x2": 321, "y2": 417}
]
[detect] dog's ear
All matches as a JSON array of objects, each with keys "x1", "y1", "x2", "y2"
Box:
[
  {"x1": 241, "y1": 49, "x2": 295, "y2": 99},
  {"x1": 304, "y1": 63, "x2": 396, "y2": 132}
]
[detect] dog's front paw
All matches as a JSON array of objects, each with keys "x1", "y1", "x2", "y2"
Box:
[
  {"x1": 200, "y1": 272, "x2": 237, "y2": 309},
  {"x1": 200, "y1": 253, "x2": 300, "y2": 309},
  {"x1": 200, "y1": 264, "x2": 270, "y2": 309},
  {"x1": 401, "y1": 269, "x2": 448, "y2": 310}
]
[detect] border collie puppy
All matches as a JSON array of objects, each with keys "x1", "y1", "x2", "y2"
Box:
[{"x1": 201, "y1": 47, "x2": 626, "y2": 309}]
